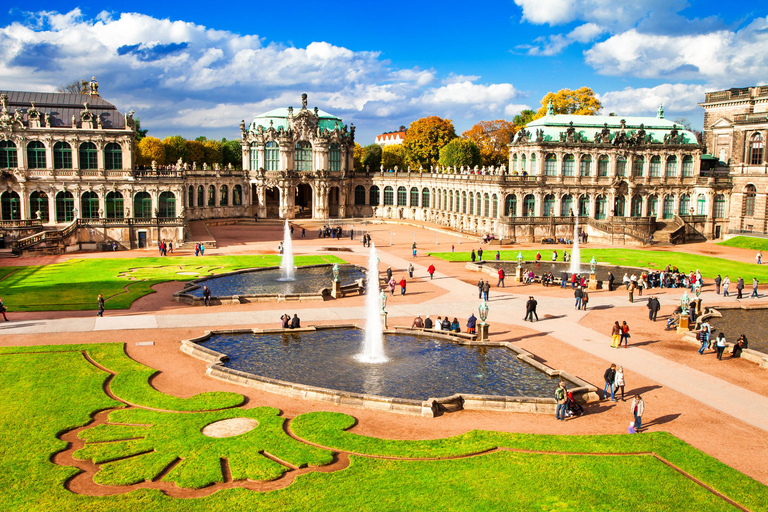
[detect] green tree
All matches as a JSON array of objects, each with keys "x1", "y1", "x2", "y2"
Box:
[
  {"x1": 362, "y1": 144, "x2": 383, "y2": 171},
  {"x1": 162, "y1": 136, "x2": 188, "y2": 165},
  {"x1": 512, "y1": 109, "x2": 536, "y2": 129},
  {"x1": 534, "y1": 87, "x2": 602, "y2": 119},
  {"x1": 438, "y1": 138, "x2": 481, "y2": 167},
  {"x1": 382, "y1": 144, "x2": 406, "y2": 170},
  {"x1": 133, "y1": 117, "x2": 148, "y2": 142},
  {"x1": 402, "y1": 116, "x2": 457, "y2": 169},
  {"x1": 222, "y1": 139, "x2": 242, "y2": 169}
]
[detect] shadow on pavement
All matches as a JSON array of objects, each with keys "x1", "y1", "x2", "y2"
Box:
[{"x1": 642, "y1": 413, "x2": 681, "y2": 428}]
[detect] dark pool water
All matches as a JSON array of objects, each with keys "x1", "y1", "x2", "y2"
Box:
[
  {"x1": 479, "y1": 261, "x2": 646, "y2": 281},
  {"x1": 708, "y1": 310, "x2": 768, "y2": 354},
  {"x1": 188, "y1": 265, "x2": 366, "y2": 297},
  {"x1": 202, "y1": 329, "x2": 563, "y2": 400}
]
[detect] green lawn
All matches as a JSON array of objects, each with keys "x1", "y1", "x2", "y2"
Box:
[
  {"x1": 0, "y1": 343, "x2": 765, "y2": 511},
  {"x1": 429, "y1": 248, "x2": 768, "y2": 281},
  {"x1": 717, "y1": 236, "x2": 768, "y2": 252},
  {"x1": 0, "y1": 254, "x2": 346, "y2": 312}
]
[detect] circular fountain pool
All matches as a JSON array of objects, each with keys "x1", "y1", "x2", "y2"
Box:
[
  {"x1": 479, "y1": 261, "x2": 648, "y2": 281},
  {"x1": 201, "y1": 329, "x2": 563, "y2": 400}
]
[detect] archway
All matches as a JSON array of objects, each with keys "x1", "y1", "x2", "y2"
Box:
[
  {"x1": 265, "y1": 187, "x2": 280, "y2": 218},
  {"x1": 295, "y1": 183, "x2": 313, "y2": 217},
  {"x1": 328, "y1": 186, "x2": 340, "y2": 218}
]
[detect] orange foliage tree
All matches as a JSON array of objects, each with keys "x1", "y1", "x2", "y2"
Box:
[
  {"x1": 462, "y1": 120, "x2": 516, "y2": 166},
  {"x1": 402, "y1": 116, "x2": 456, "y2": 169}
]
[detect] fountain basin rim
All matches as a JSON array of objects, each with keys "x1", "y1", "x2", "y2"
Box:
[{"x1": 180, "y1": 325, "x2": 598, "y2": 418}]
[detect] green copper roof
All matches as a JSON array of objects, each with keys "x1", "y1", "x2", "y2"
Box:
[
  {"x1": 250, "y1": 107, "x2": 345, "y2": 132},
  {"x1": 525, "y1": 112, "x2": 699, "y2": 145}
]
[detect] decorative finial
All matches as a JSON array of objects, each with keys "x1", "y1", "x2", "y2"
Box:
[
  {"x1": 657, "y1": 103, "x2": 664, "y2": 119},
  {"x1": 301, "y1": 93, "x2": 308, "y2": 109},
  {"x1": 546, "y1": 100, "x2": 554, "y2": 116}
]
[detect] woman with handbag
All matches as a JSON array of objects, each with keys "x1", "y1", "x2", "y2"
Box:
[{"x1": 620, "y1": 321, "x2": 630, "y2": 347}]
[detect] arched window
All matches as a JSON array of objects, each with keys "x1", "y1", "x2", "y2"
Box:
[
  {"x1": 134, "y1": 192, "x2": 152, "y2": 218},
  {"x1": 579, "y1": 155, "x2": 592, "y2": 177},
  {"x1": 632, "y1": 156, "x2": 644, "y2": 177},
  {"x1": 595, "y1": 195, "x2": 607, "y2": 220},
  {"x1": 79, "y1": 142, "x2": 98, "y2": 170},
  {"x1": 614, "y1": 195, "x2": 626, "y2": 217},
  {"x1": 648, "y1": 195, "x2": 659, "y2": 217},
  {"x1": 27, "y1": 141, "x2": 46, "y2": 169},
  {"x1": 233, "y1": 185, "x2": 242, "y2": 206},
  {"x1": 679, "y1": 193, "x2": 691, "y2": 216},
  {"x1": 53, "y1": 142, "x2": 72, "y2": 169},
  {"x1": 383, "y1": 186, "x2": 394, "y2": 206},
  {"x1": 369, "y1": 185, "x2": 380, "y2": 205},
  {"x1": 29, "y1": 191, "x2": 49, "y2": 222},
  {"x1": 666, "y1": 156, "x2": 677, "y2": 177},
  {"x1": 616, "y1": 156, "x2": 626, "y2": 176},
  {"x1": 561, "y1": 194, "x2": 573, "y2": 217},
  {"x1": 696, "y1": 193, "x2": 706, "y2": 215},
  {"x1": 188, "y1": 186, "x2": 194, "y2": 208},
  {"x1": 436, "y1": 189, "x2": 441, "y2": 210},
  {"x1": 521, "y1": 154, "x2": 527, "y2": 172},
  {"x1": 0, "y1": 191, "x2": 20, "y2": 220},
  {"x1": 249, "y1": 143, "x2": 258, "y2": 170},
  {"x1": 265, "y1": 141, "x2": 279, "y2": 171},
  {"x1": 81, "y1": 191, "x2": 99, "y2": 219},
  {"x1": 207, "y1": 185, "x2": 215, "y2": 207},
  {"x1": 355, "y1": 185, "x2": 366, "y2": 205},
  {"x1": 492, "y1": 194, "x2": 498, "y2": 218},
  {"x1": 512, "y1": 154, "x2": 518, "y2": 172},
  {"x1": 422, "y1": 188, "x2": 430, "y2": 208},
  {"x1": 55, "y1": 191, "x2": 74, "y2": 222},
  {"x1": 295, "y1": 141, "x2": 312, "y2": 172},
  {"x1": 522, "y1": 194, "x2": 535, "y2": 217},
  {"x1": 649, "y1": 156, "x2": 661, "y2": 177},
  {"x1": 682, "y1": 155, "x2": 693, "y2": 177},
  {"x1": 598, "y1": 155, "x2": 609, "y2": 176},
  {"x1": 329, "y1": 143, "x2": 341, "y2": 172},
  {"x1": 444, "y1": 190, "x2": 449, "y2": 210},
  {"x1": 578, "y1": 195, "x2": 590, "y2": 217},
  {"x1": 743, "y1": 185, "x2": 756, "y2": 216},
  {"x1": 449, "y1": 190, "x2": 454, "y2": 212},
  {"x1": 106, "y1": 191, "x2": 123, "y2": 219},
  {"x1": 751, "y1": 133, "x2": 764, "y2": 165},
  {"x1": 530, "y1": 153, "x2": 536, "y2": 174},
  {"x1": 219, "y1": 185, "x2": 228, "y2": 206},
  {"x1": 104, "y1": 142, "x2": 122, "y2": 170},
  {"x1": 476, "y1": 194, "x2": 481, "y2": 215},
  {"x1": 159, "y1": 192, "x2": 176, "y2": 218},
  {"x1": 663, "y1": 195, "x2": 674, "y2": 219},
  {"x1": 483, "y1": 193, "x2": 490, "y2": 217},
  {"x1": 714, "y1": 194, "x2": 726, "y2": 218},
  {"x1": 544, "y1": 153, "x2": 557, "y2": 176},
  {"x1": 461, "y1": 191, "x2": 467, "y2": 213},
  {"x1": 543, "y1": 194, "x2": 555, "y2": 217},
  {"x1": 562, "y1": 154, "x2": 574, "y2": 176},
  {"x1": 410, "y1": 187, "x2": 419, "y2": 207},
  {"x1": 397, "y1": 186, "x2": 407, "y2": 206},
  {"x1": 0, "y1": 140, "x2": 17, "y2": 168},
  {"x1": 631, "y1": 195, "x2": 643, "y2": 217},
  {"x1": 197, "y1": 185, "x2": 204, "y2": 207},
  {"x1": 505, "y1": 194, "x2": 517, "y2": 217}
]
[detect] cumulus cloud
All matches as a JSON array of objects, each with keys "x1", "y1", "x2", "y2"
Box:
[
  {"x1": 418, "y1": 81, "x2": 518, "y2": 109},
  {"x1": 514, "y1": 0, "x2": 687, "y2": 29},
  {"x1": 598, "y1": 83, "x2": 707, "y2": 117},
  {"x1": 527, "y1": 23, "x2": 605, "y2": 55}
]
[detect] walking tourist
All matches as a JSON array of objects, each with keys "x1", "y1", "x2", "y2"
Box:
[
  {"x1": 615, "y1": 366, "x2": 626, "y2": 401},
  {"x1": 555, "y1": 380, "x2": 568, "y2": 421},
  {"x1": 388, "y1": 277, "x2": 397, "y2": 296},
  {"x1": 698, "y1": 320, "x2": 711, "y2": 355},
  {"x1": 757, "y1": 251, "x2": 762, "y2": 264},
  {"x1": 97, "y1": 294, "x2": 105, "y2": 317},
  {"x1": 386, "y1": 266, "x2": 392, "y2": 281},
  {"x1": 715, "y1": 332, "x2": 727, "y2": 360},
  {"x1": 574, "y1": 286, "x2": 583, "y2": 309},
  {"x1": 471, "y1": 249, "x2": 476, "y2": 262},
  {"x1": 715, "y1": 274, "x2": 722, "y2": 294},
  {"x1": 497, "y1": 267, "x2": 505, "y2": 287},
  {"x1": 723, "y1": 276, "x2": 731, "y2": 297},
  {"x1": 736, "y1": 277, "x2": 744, "y2": 299},
  {"x1": 428, "y1": 264, "x2": 436, "y2": 280},
  {"x1": 482, "y1": 280, "x2": 491, "y2": 301},
  {"x1": 611, "y1": 321, "x2": 621, "y2": 348},
  {"x1": 647, "y1": 296, "x2": 660, "y2": 321},
  {"x1": 603, "y1": 364, "x2": 616, "y2": 401},
  {"x1": 631, "y1": 395, "x2": 645, "y2": 431},
  {"x1": 478, "y1": 248, "x2": 483, "y2": 261},
  {"x1": 628, "y1": 281, "x2": 635, "y2": 303},
  {"x1": 751, "y1": 277, "x2": 759, "y2": 298},
  {"x1": 581, "y1": 289, "x2": 589, "y2": 310},
  {"x1": 620, "y1": 321, "x2": 630, "y2": 347},
  {"x1": 399, "y1": 277, "x2": 407, "y2": 296},
  {"x1": 412, "y1": 242, "x2": 417, "y2": 257},
  {"x1": 408, "y1": 263, "x2": 414, "y2": 278},
  {"x1": 478, "y1": 279, "x2": 484, "y2": 299},
  {"x1": 200, "y1": 243, "x2": 205, "y2": 256},
  {"x1": 560, "y1": 270, "x2": 568, "y2": 288},
  {"x1": 496, "y1": 251, "x2": 500, "y2": 261},
  {"x1": 524, "y1": 296, "x2": 538, "y2": 322}
]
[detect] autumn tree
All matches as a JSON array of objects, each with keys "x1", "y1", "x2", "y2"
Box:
[
  {"x1": 402, "y1": 116, "x2": 456, "y2": 169},
  {"x1": 534, "y1": 87, "x2": 602, "y2": 119},
  {"x1": 204, "y1": 140, "x2": 223, "y2": 166},
  {"x1": 162, "y1": 136, "x2": 187, "y2": 165},
  {"x1": 438, "y1": 138, "x2": 481, "y2": 167},
  {"x1": 462, "y1": 120, "x2": 516, "y2": 166},
  {"x1": 362, "y1": 144, "x2": 383, "y2": 171},
  {"x1": 382, "y1": 144, "x2": 406, "y2": 170},
  {"x1": 186, "y1": 140, "x2": 205, "y2": 165},
  {"x1": 136, "y1": 136, "x2": 165, "y2": 166},
  {"x1": 353, "y1": 143, "x2": 364, "y2": 172}
]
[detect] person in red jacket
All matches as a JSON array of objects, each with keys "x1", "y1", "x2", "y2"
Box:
[
  {"x1": 427, "y1": 264, "x2": 436, "y2": 280},
  {"x1": 497, "y1": 267, "x2": 506, "y2": 287},
  {"x1": 399, "y1": 277, "x2": 407, "y2": 295}
]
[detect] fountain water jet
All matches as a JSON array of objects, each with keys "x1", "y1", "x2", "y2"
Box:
[
  {"x1": 569, "y1": 217, "x2": 581, "y2": 275},
  {"x1": 279, "y1": 220, "x2": 295, "y2": 281},
  {"x1": 356, "y1": 242, "x2": 388, "y2": 363}
]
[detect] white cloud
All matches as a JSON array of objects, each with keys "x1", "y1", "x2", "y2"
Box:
[
  {"x1": 418, "y1": 81, "x2": 518, "y2": 109},
  {"x1": 504, "y1": 103, "x2": 532, "y2": 116},
  {"x1": 526, "y1": 22, "x2": 605, "y2": 56},
  {"x1": 514, "y1": 0, "x2": 686, "y2": 28},
  {"x1": 598, "y1": 83, "x2": 707, "y2": 117}
]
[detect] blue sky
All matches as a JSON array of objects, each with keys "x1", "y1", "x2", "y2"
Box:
[{"x1": 1, "y1": 1, "x2": 765, "y2": 143}]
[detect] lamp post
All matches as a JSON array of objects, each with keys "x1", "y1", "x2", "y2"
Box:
[
  {"x1": 477, "y1": 301, "x2": 490, "y2": 341},
  {"x1": 588, "y1": 256, "x2": 598, "y2": 290},
  {"x1": 515, "y1": 251, "x2": 524, "y2": 282}
]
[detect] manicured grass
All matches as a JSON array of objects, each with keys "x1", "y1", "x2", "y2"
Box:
[
  {"x1": 717, "y1": 236, "x2": 768, "y2": 252},
  {"x1": 0, "y1": 254, "x2": 346, "y2": 312},
  {"x1": 1, "y1": 344, "x2": 765, "y2": 511},
  {"x1": 429, "y1": 248, "x2": 768, "y2": 281}
]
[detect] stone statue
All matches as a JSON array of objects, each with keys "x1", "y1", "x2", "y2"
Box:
[
  {"x1": 636, "y1": 124, "x2": 646, "y2": 144},
  {"x1": 566, "y1": 121, "x2": 576, "y2": 143},
  {"x1": 96, "y1": 116, "x2": 102, "y2": 129},
  {"x1": 203, "y1": 163, "x2": 208, "y2": 171},
  {"x1": 35, "y1": 210, "x2": 41, "y2": 220},
  {"x1": 192, "y1": 162, "x2": 197, "y2": 170},
  {"x1": 301, "y1": 93, "x2": 308, "y2": 109},
  {"x1": 89, "y1": 77, "x2": 99, "y2": 95},
  {"x1": 151, "y1": 160, "x2": 157, "y2": 170},
  {"x1": 536, "y1": 128, "x2": 544, "y2": 142},
  {"x1": 44, "y1": 113, "x2": 51, "y2": 127},
  {"x1": 600, "y1": 123, "x2": 611, "y2": 144},
  {"x1": 239, "y1": 119, "x2": 246, "y2": 133}
]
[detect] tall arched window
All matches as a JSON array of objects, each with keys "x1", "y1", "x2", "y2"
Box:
[
  {"x1": 106, "y1": 191, "x2": 123, "y2": 219},
  {"x1": 29, "y1": 191, "x2": 49, "y2": 222},
  {"x1": 219, "y1": 185, "x2": 229, "y2": 206},
  {"x1": 663, "y1": 195, "x2": 674, "y2": 219},
  {"x1": 579, "y1": 155, "x2": 592, "y2": 176},
  {"x1": 743, "y1": 185, "x2": 756, "y2": 216},
  {"x1": 562, "y1": 154, "x2": 574, "y2": 176},
  {"x1": 561, "y1": 195, "x2": 573, "y2": 217},
  {"x1": 265, "y1": 141, "x2": 279, "y2": 171},
  {"x1": 492, "y1": 194, "x2": 498, "y2": 218},
  {"x1": 512, "y1": 154, "x2": 518, "y2": 172},
  {"x1": 134, "y1": 192, "x2": 152, "y2": 218},
  {"x1": 422, "y1": 188, "x2": 430, "y2": 208},
  {"x1": 595, "y1": 195, "x2": 607, "y2": 220},
  {"x1": 632, "y1": 156, "x2": 644, "y2": 177},
  {"x1": 449, "y1": 190, "x2": 454, "y2": 211},
  {"x1": 397, "y1": 186, "x2": 407, "y2": 206},
  {"x1": 714, "y1": 194, "x2": 725, "y2": 218},
  {"x1": 0, "y1": 140, "x2": 17, "y2": 168},
  {"x1": 505, "y1": 194, "x2": 517, "y2": 217},
  {"x1": 751, "y1": 133, "x2": 764, "y2": 165},
  {"x1": 631, "y1": 195, "x2": 643, "y2": 217},
  {"x1": 81, "y1": 191, "x2": 99, "y2": 218},
  {"x1": 529, "y1": 153, "x2": 536, "y2": 174},
  {"x1": 476, "y1": 194, "x2": 481, "y2": 215},
  {"x1": 55, "y1": 191, "x2": 74, "y2": 222},
  {"x1": 355, "y1": 185, "x2": 366, "y2": 205},
  {"x1": 468, "y1": 192, "x2": 474, "y2": 215},
  {"x1": 483, "y1": 193, "x2": 490, "y2": 217},
  {"x1": 616, "y1": 156, "x2": 627, "y2": 176},
  {"x1": 544, "y1": 153, "x2": 557, "y2": 176},
  {"x1": 614, "y1": 195, "x2": 626, "y2": 217},
  {"x1": 79, "y1": 142, "x2": 98, "y2": 170},
  {"x1": 696, "y1": 194, "x2": 706, "y2": 215},
  {"x1": 207, "y1": 185, "x2": 215, "y2": 207},
  {"x1": 232, "y1": 185, "x2": 242, "y2": 206},
  {"x1": 383, "y1": 186, "x2": 394, "y2": 206},
  {"x1": 522, "y1": 194, "x2": 535, "y2": 217},
  {"x1": 295, "y1": 141, "x2": 312, "y2": 172},
  {"x1": 249, "y1": 143, "x2": 258, "y2": 170},
  {"x1": 27, "y1": 141, "x2": 46, "y2": 169},
  {"x1": 543, "y1": 194, "x2": 555, "y2": 217},
  {"x1": 682, "y1": 155, "x2": 694, "y2": 177},
  {"x1": 461, "y1": 191, "x2": 466, "y2": 213},
  {"x1": 188, "y1": 186, "x2": 194, "y2": 208},
  {"x1": 648, "y1": 195, "x2": 659, "y2": 217},
  {"x1": 598, "y1": 155, "x2": 609, "y2": 176},
  {"x1": 329, "y1": 143, "x2": 341, "y2": 172},
  {"x1": 679, "y1": 193, "x2": 691, "y2": 215},
  {"x1": 0, "y1": 191, "x2": 20, "y2": 220},
  {"x1": 578, "y1": 195, "x2": 590, "y2": 217},
  {"x1": 159, "y1": 192, "x2": 176, "y2": 218},
  {"x1": 104, "y1": 143, "x2": 122, "y2": 170},
  {"x1": 53, "y1": 142, "x2": 72, "y2": 169},
  {"x1": 197, "y1": 185, "x2": 204, "y2": 207},
  {"x1": 649, "y1": 156, "x2": 661, "y2": 177},
  {"x1": 665, "y1": 155, "x2": 677, "y2": 177},
  {"x1": 521, "y1": 154, "x2": 527, "y2": 172},
  {"x1": 369, "y1": 185, "x2": 379, "y2": 205},
  {"x1": 410, "y1": 187, "x2": 419, "y2": 207}
]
